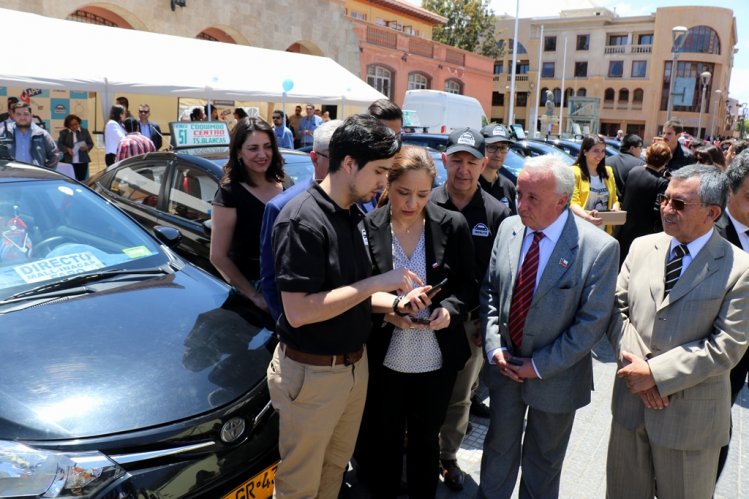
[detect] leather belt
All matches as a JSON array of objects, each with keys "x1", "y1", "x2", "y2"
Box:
[{"x1": 282, "y1": 343, "x2": 364, "y2": 367}]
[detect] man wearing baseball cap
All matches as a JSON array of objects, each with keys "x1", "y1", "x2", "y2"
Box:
[
  {"x1": 480, "y1": 124, "x2": 518, "y2": 216},
  {"x1": 431, "y1": 127, "x2": 511, "y2": 490}
]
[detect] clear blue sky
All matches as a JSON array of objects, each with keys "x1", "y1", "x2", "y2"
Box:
[{"x1": 409, "y1": 1, "x2": 748, "y2": 106}]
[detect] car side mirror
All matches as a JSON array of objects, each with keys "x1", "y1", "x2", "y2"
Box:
[
  {"x1": 202, "y1": 219, "x2": 212, "y2": 234},
  {"x1": 153, "y1": 225, "x2": 183, "y2": 248}
]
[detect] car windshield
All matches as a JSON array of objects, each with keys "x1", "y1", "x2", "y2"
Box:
[{"x1": 0, "y1": 179, "x2": 167, "y2": 299}]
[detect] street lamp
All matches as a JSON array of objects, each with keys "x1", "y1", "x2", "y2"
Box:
[
  {"x1": 697, "y1": 71, "x2": 711, "y2": 139},
  {"x1": 710, "y1": 89, "x2": 722, "y2": 140},
  {"x1": 666, "y1": 26, "x2": 688, "y2": 121}
]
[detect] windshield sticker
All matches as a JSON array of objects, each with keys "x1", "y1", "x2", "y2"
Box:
[
  {"x1": 13, "y1": 252, "x2": 104, "y2": 284},
  {"x1": 122, "y1": 246, "x2": 152, "y2": 259}
]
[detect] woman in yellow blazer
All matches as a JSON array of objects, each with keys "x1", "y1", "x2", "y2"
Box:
[{"x1": 570, "y1": 135, "x2": 620, "y2": 234}]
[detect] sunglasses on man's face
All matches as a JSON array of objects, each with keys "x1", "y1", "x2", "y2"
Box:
[
  {"x1": 139, "y1": 110, "x2": 149, "y2": 114},
  {"x1": 273, "y1": 116, "x2": 282, "y2": 120},
  {"x1": 656, "y1": 194, "x2": 704, "y2": 211}
]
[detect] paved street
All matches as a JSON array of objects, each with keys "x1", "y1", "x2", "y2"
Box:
[{"x1": 346, "y1": 338, "x2": 749, "y2": 498}]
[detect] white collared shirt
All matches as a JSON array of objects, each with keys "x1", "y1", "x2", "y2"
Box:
[
  {"x1": 668, "y1": 228, "x2": 713, "y2": 277},
  {"x1": 726, "y1": 208, "x2": 749, "y2": 252}
]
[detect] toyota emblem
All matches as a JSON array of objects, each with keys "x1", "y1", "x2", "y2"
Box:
[{"x1": 220, "y1": 417, "x2": 246, "y2": 443}]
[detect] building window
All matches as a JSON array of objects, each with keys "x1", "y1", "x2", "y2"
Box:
[
  {"x1": 542, "y1": 62, "x2": 555, "y2": 78},
  {"x1": 445, "y1": 79, "x2": 462, "y2": 94},
  {"x1": 493, "y1": 63, "x2": 504, "y2": 74},
  {"x1": 638, "y1": 33, "x2": 653, "y2": 45},
  {"x1": 408, "y1": 72, "x2": 429, "y2": 90},
  {"x1": 608, "y1": 34, "x2": 628, "y2": 46},
  {"x1": 633, "y1": 88, "x2": 644, "y2": 108},
  {"x1": 507, "y1": 39, "x2": 528, "y2": 55},
  {"x1": 577, "y1": 88, "x2": 587, "y2": 97},
  {"x1": 618, "y1": 89, "x2": 629, "y2": 103},
  {"x1": 574, "y1": 62, "x2": 588, "y2": 77},
  {"x1": 540, "y1": 87, "x2": 549, "y2": 104},
  {"x1": 516, "y1": 61, "x2": 530, "y2": 74},
  {"x1": 577, "y1": 34, "x2": 590, "y2": 51},
  {"x1": 681, "y1": 25, "x2": 721, "y2": 55},
  {"x1": 608, "y1": 61, "x2": 624, "y2": 78},
  {"x1": 516, "y1": 92, "x2": 528, "y2": 107},
  {"x1": 553, "y1": 88, "x2": 562, "y2": 106},
  {"x1": 544, "y1": 36, "x2": 557, "y2": 52},
  {"x1": 349, "y1": 10, "x2": 367, "y2": 21},
  {"x1": 492, "y1": 92, "x2": 505, "y2": 106},
  {"x1": 632, "y1": 60, "x2": 647, "y2": 78},
  {"x1": 604, "y1": 88, "x2": 615, "y2": 108},
  {"x1": 367, "y1": 65, "x2": 392, "y2": 98}
]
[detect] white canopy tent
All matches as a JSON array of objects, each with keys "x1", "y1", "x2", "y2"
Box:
[{"x1": 0, "y1": 8, "x2": 384, "y2": 119}]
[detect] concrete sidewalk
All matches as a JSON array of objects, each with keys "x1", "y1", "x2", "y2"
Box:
[{"x1": 347, "y1": 338, "x2": 749, "y2": 498}]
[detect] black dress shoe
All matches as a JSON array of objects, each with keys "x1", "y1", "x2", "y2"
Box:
[{"x1": 470, "y1": 394, "x2": 491, "y2": 418}]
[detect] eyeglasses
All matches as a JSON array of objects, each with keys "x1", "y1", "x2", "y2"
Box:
[
  {"x1": 315, "y1": 151, "x2": 329, "y2": 159},
  {"x1": 656, "y1": 194, "x2": 704, "y2": 211},
  {"x1": 138, "y1": 110, "x2": 149, "y2": 114},
  {"x1": 486, "y1": 144, "x2": 509, "y2": 153}
]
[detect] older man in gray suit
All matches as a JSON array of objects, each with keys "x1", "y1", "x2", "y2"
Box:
[
  {"x1": 607, "y1": 165, "x2": 749, "y2": 499},
  {"x1": 479, "y1": 155, "x2": 619, "y2": 498}
]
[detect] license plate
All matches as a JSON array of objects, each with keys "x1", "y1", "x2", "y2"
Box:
[{"x1": 222, "y1": 462, "x2": 278, "y2": 499}]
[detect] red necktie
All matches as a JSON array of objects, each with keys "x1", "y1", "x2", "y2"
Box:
[{"x1": 508, "y1": 231, "x2": 543, "y2": 348}]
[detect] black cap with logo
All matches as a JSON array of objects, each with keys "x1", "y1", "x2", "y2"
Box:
[
  {"x1": 445, "y1": 127, "x2": 485, "y2": 159},
  {"x1": 481, "y1": 123, "x2": 515, "y2": 144}
]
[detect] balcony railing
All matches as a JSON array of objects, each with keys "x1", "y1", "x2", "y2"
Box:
[
  {"x1": 445, "y1": 49, "x2": 465, "y2": 66},
  {"x1": 409, "y1": 36, "x2": 433, "y2": 58},
  {"x1": 507, "y1": 74, "x2": 529, "y2": 81},
  {"x1": 604, "y1": 44, "x2": 653, "y2": 55},
  {"x1": 366, "y1": 25, "x2": 397, "y2": 49}
]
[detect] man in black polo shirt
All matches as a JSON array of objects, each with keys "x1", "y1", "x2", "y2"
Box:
[
  {"x1": 480, "y1": 123, "x2": 518, "y2": 215},
  {"x1": 269, "y1": 114, "x2": 431, "y2": 499},
  {"x1": 432, "y1": 127, "x2": 511, "y2": 490}
]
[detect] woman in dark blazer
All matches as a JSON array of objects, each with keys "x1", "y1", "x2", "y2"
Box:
[
  {"x1": 57, "y1": 114, "x2": 94, "y2": 181},
  {"x1": 358, "y1": 145, "x2": 474, "y2": 498},
  {"x1": 616, "y1": 140, "x2": 671, "y2": 264}
]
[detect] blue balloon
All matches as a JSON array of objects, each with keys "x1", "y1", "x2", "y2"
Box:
[{"x1": 282, "y1": 79, "x2": 294, "y2": 92}]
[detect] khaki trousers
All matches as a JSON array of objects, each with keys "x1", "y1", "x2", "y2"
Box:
[
  {"x1": 439, "y1": 319, "x2": 483, "y2": 460},
  {"x1": 267, "y1": 343, "x2": 368, "y2": 499},
  {"x1": 607, "y1": 420, "x2": 720, "y2": 499}
]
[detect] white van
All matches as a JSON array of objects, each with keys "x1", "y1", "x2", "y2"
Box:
[{"x1": 402, "y1": 89, "x2": 487, "y2": 133}]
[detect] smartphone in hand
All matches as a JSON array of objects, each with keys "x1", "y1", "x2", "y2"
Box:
[
  {"x1": 506, "y1": 356, "x2": 524, "y2": 366},
  {"x1": 409, "y1": 316, "x2": 432, "y2": 325},
  {"x1": 427, "y1": 277, "x2": 448, "y2": 296}
]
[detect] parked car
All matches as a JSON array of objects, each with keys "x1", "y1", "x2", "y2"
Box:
[
  {"x1": 528, "y1": 138, "x2": 619, "y2": 159},
  {"x1": 0, "y1": 156, "x2": 279, "y2": 498},
  {"x1": 88, "y1": 147, "x2": 313, "y2": 275},
  {"x1": 513, "y1": 140, "x2": 575, "y2": 165}
]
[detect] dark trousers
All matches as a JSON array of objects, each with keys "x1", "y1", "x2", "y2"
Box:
[
  {"x1": 716, "y1": 349, "x2": 749, "y2": 480},
  {"x1": 72, "y1": 162, "x2": 89, "y2": 181},
  {"x1": 105, "y1": 153, "x2": 116, "y2": 166},
  {"x1": 364, "y1": 366, "x2": 456, "y2": 499}
]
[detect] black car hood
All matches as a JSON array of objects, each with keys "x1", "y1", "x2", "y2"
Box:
[{"x1": 0, "y1": 266, "x2": 275, "y2": 440}]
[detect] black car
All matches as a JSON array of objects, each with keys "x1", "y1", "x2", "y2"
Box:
[
  {"x1": 528, "y1": 138, "x2": 619, "y2": 159},
  {"x1": 88, "y1": 147, "x2": 313, "y2": 275},
  {"x1": 513, "y1": 140, "x2": 575, "y2": 165},
  {"x1": 0, "y1": 157, "x2": 279, "y2": 498}
]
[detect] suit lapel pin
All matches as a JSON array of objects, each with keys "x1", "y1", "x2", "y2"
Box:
[
  {"x1": 432, "y1": 262, "x2": 440, "y2": 268},
  {"x1": 559, "y1": 258, "x2": 569, "y2": 268}
]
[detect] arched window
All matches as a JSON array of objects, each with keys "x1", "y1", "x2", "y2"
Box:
[
  {"x1": 566, "y1": 88, "x2": 575, "y2": 100},
  {"x1": 604, "y1": 88, "x2": 615, "y2": 108},
  {"x1": 681, "y1": 26, "x2": 721, "y2": 55},
  {"x1": 408, "y1": 72, "x2": 429, "y2": 90},
  {"x1": 633, "y1": 88, "x2": 644, "y2": 109},
  {"x1": 445, "y1": 79, "x2": 463, "y2": 95},
  {"x1": 618, "y1": 89, "x2": 629, "y2": 103},
  {"x1": 540, "y1": 87, "x2": 549, "y2": 104},
  {"x1": 367, "y1": 65, "x2": 393, "y2": 99},
  {"x1": 577, "y1": 88, "x2": 587, "y2": 97},
  {"x1": 507, "y1": 39, "x2": 528, "y2": 55}
]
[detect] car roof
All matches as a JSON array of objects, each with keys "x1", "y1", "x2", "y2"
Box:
[{"x1": 0, "y1": 158, "x2": 72, "y2": 183}]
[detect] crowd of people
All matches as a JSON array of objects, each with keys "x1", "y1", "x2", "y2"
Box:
[{"x1": 2, "y1": 90, "x2": 749, "y2": 498}]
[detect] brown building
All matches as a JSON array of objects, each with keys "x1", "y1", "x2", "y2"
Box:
[{"x1": 492, "y1": 6, "x2": 737, "y2": 141}]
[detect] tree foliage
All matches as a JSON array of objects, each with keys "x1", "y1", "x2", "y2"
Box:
[{"x1": 422, "y1": 0, "x2": 501, "y2": 59}]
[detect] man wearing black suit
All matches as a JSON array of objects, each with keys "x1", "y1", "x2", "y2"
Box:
[
  {"x1": 716, "y1": 151, "x2": 749, "y2": 479},
  {"x1": 609, "y1": 134, "x2": 644, "y2": 199},
  {"x1": 137, "y1": 104, "x2": 163, "y2": 150}
]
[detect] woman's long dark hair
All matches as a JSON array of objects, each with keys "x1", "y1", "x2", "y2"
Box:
[
  {"x1": 575, "y1": 134, "x2": 609, "y2": 181},
  {"x1": 221, "y1": 117, "x2": 285, "y2": 187}
]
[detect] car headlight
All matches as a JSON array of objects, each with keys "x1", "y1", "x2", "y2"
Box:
[{"x1": 0, "y1": 440, "x2": 125, "y2": 498}]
